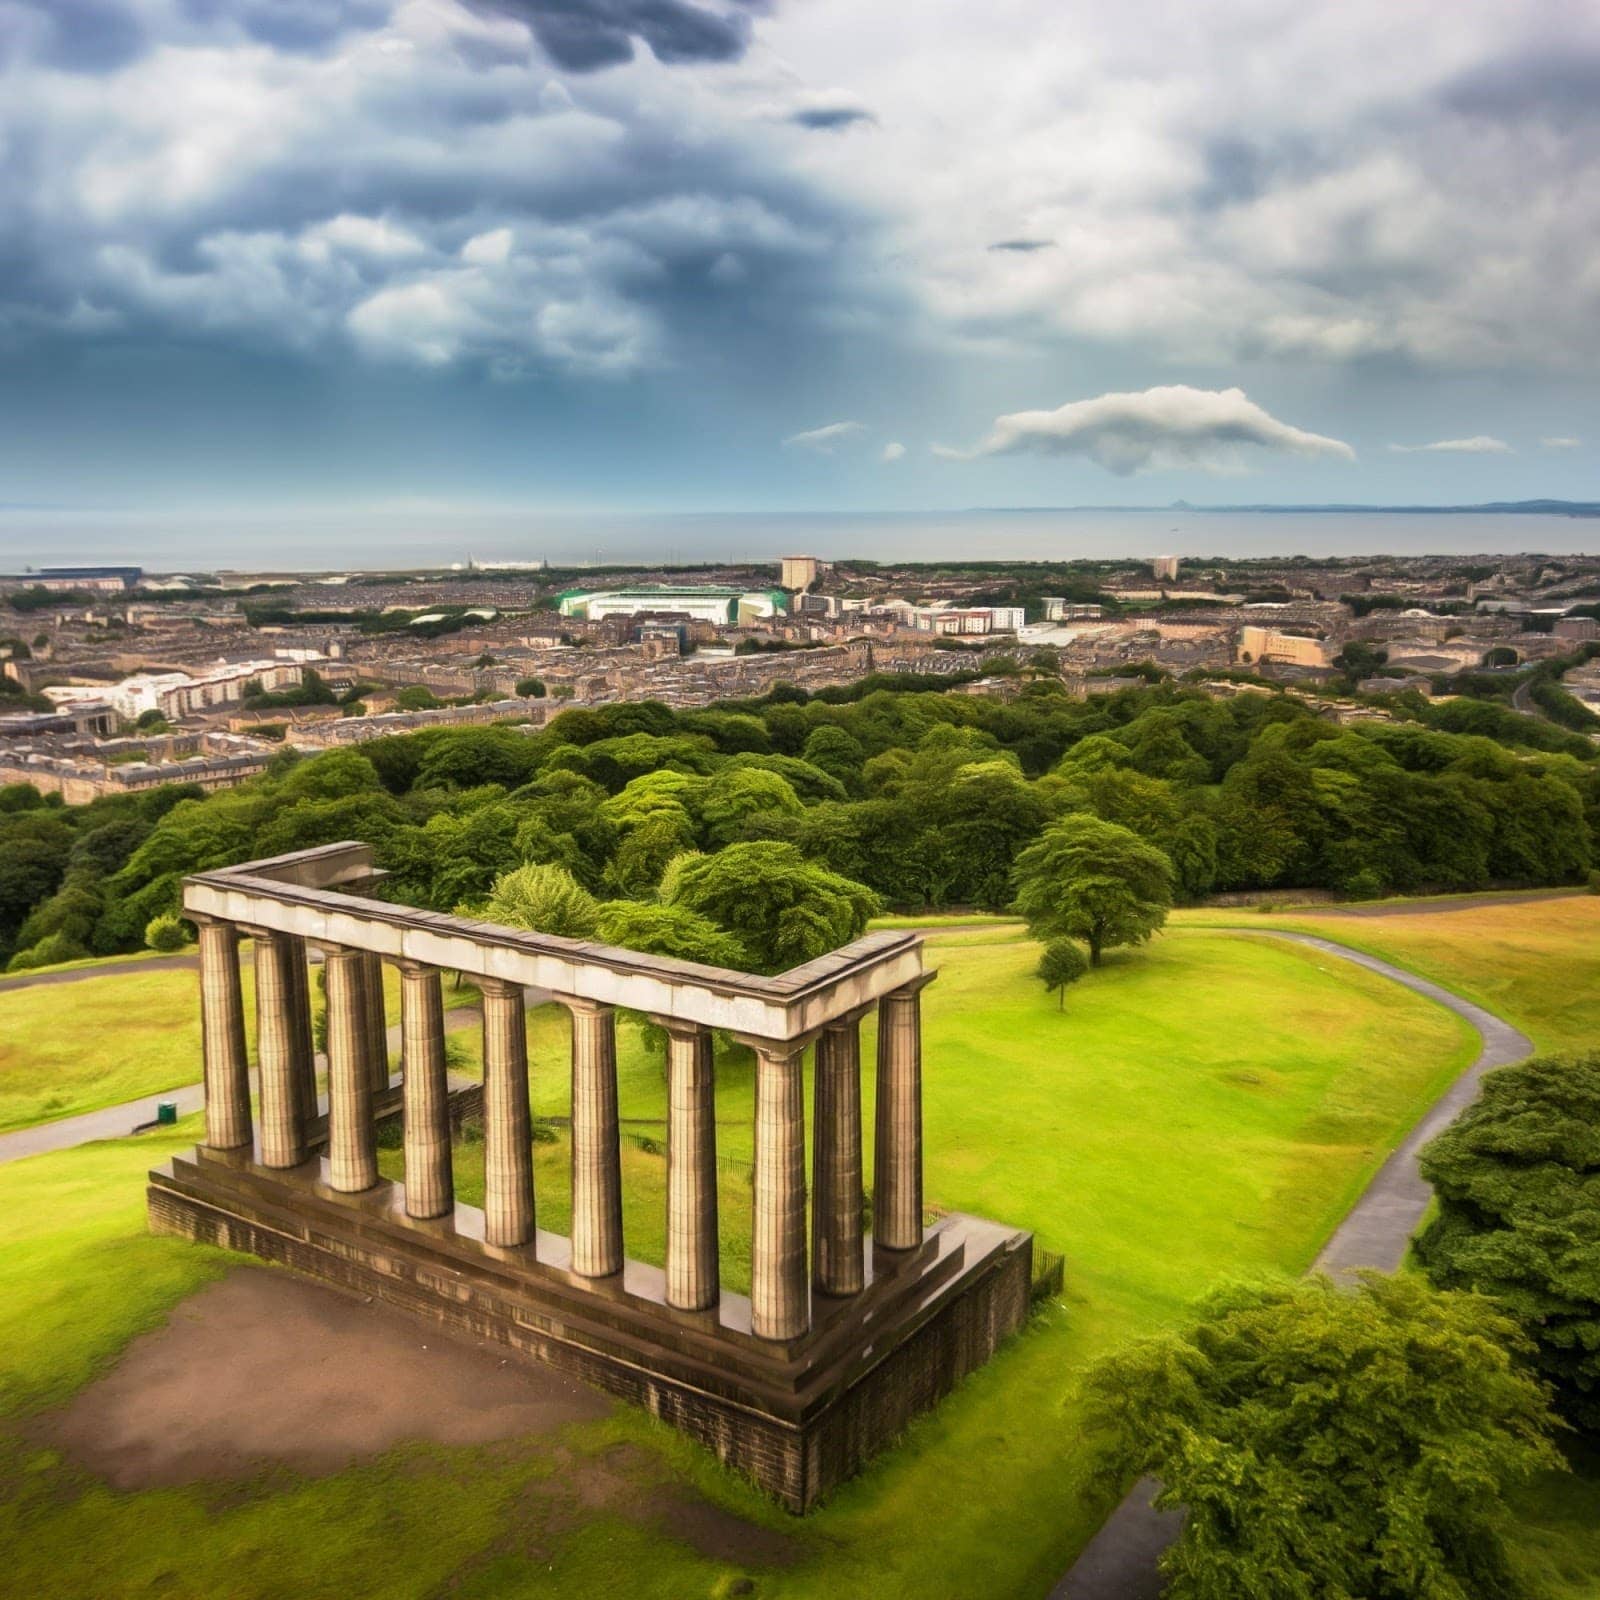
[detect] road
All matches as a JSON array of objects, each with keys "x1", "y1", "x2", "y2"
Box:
[{"x1": 1051, "y1": 929, "x2": 1532, "y2": 1600}]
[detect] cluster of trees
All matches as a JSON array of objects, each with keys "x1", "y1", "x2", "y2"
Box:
[
  {"x1": 1084, "y1": 1052, "x2": 1600, "y2": 1597},
  {"x1": 1087, "y1": 1274, "x2": 1564, "y2": 1599},
  {"x1": 2, "y1": 674, "x2": 1598, "y2": 972}
]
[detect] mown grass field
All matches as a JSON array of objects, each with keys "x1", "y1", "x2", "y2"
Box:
[
  {"x1": 2, "y1": 920, "x2": 1522, "y2": 1598},
  {"x1": 0, "y1": 958, "x2": 487, "y2": 1134},
  {"x1": 1178, "y1": 892, "x2": 1600, "y2": 1055}
]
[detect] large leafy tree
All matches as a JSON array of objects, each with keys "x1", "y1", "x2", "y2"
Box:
[
  {"x1": 1084, "y1": 1273, "x2": 1564, "y2": 1600},
  {"x1": 1011, "y1": 814, "x2": 1173, "y2": 965},
  {"x1": 1417, "y1": 1053, "x2": 1600, "y2": 1431},
  {"x1": 664, "y1": 840, "x2": 878, "y2": 974}
]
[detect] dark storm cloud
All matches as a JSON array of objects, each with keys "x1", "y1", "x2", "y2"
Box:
[
  {"x1": 1443, "y1": 49, "x2": 1600, "y2": 126},
  {"x1": 988, "y1": 239, "x2": 1053, "y2": 253},
  {"x1": 477, "y1": 0, "x2": 752, "y2": 73},
  {"x1": 3, "y1": 0, "x2": 146, "y2": 73},
  {"x1": 791, "y1": 106, "x2": 875, "y2": 130},
  {"x1": 179, "y1": 0, "x2": 391, "y2": 54}
]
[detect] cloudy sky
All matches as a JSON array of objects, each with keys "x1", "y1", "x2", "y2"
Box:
[{"x1": 1, "y1": 0, "x2": 1597, "y2": 523}]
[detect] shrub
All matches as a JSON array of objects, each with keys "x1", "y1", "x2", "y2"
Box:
[{"x1": 144, "y1": 912, "x2": 190, "y2": 952}]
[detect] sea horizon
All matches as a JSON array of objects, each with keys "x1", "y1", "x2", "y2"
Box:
[{"x1": 3, "y1": 505, "x2": 1599, "y2": 575}]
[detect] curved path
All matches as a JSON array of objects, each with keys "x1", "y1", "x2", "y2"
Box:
[
  {"x1": 1051, "y1": 929, "x2": 1533, "y2": 1600},
  {"x1": 0, "y1": 952, "x2": 199, "y2": 993}
]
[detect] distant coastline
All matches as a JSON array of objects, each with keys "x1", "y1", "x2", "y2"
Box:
[{"x1": 970, "y1": 499, "x2": 1600, "y2": 517}]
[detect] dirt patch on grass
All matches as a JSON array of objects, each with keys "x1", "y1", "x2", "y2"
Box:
[
  {"x1": 37, "y1": 1265, "x2": 609, "y2": 1488},
  {"x1": 38, "y1": 1264, "x2": 803, "y2": 1573}
]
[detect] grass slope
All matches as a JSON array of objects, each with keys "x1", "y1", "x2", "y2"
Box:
[
  {"x1": 1178, "y1": 894, "x2": 1600, "y2": 1055},
  {"x1": 0, "y1": 924, "x2": 1487, "y2": 1599}
]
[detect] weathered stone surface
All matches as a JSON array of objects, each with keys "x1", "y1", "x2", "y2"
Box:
[
  {"x1": 148, "y1": 1150, "x2": 1031, "y2": 1512},
  {"x1": 665, "y1": 1023, "x2": 718, "y2": 1312},
  {"x1": 399, "y1": 962, "x2": 452, "y2": 1221},
  {"x1": 196, "y1": 918, "x2": 251, "y2": 1152}
]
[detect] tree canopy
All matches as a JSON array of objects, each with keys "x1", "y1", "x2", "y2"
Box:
[
  {"x1": 1084, "y1": 1273, "x2": 1565, "y2": 1600},
  {"x1": 1417, "y1": 1052, "x2": 1600, "y2": 1431},
  {"x1": 664, "y1": 840, "x2": 879, "y2": 974},
  {"x1": 1036, "y1": 939, "x2": 1088, "y2": 1007},
  {"x1": 1012, "y1": 814, "x2": 1174, "y2": 965}
]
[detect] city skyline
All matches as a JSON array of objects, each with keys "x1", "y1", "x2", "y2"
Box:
[{"x1": 1, "y1": 0, "x2": 1597, "y2": 526}]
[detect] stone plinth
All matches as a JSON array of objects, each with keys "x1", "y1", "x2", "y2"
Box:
[{"x1": 147, "y1": 1149, "x2": 1031, "y2": 1513}]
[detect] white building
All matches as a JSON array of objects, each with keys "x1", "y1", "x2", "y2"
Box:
[{"x1": 558, "y1": 588, "x2": 788, "y2": 626}]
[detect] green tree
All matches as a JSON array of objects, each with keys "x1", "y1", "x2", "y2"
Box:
[
  {"x1": 594, "y1": 901, "x2": 749, "y2": 969},
  {"x1": 1011, "y1": 814, "x2": 1173, "y2": 966},
  {"x1": 1036, "y1": 939, "x2": 1087, "y2": 1008},
  {"x1": 482, "y1": 862, "x2": 600, "y2": 939},
  {"x1": 1084, "y1": 1273, "x2": 1564, "y2": 1600},
  {"x1": 665, "y1": 841, "x2": 878, "y2": 974},
  {"x1": 395, "y1": 684, "x2": 442, "y2": 711},
  {"x1": 1417, "y1": 1052, "x2": 1600, "y2": 1430},
  {"x1": 514, "y1": 677, "x2": 546, "y2": 699}
]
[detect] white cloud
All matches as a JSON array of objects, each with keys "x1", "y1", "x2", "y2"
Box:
[
  {"x1": 1388, "y1": 436, "x2": 1513, "y2": 454},
  {"x1": 761, "y1": 0, "x2": 1600, "y2": 370},
  {"x1": 783, "y1": 420, "x2": 867, "y2": 452},
  {"x1": 461, "y1": 229, "x2": 514, "y2": 266},
  {"x1": 1541, "y1": 436, "x2": 1582, "y2": 450},
  {"x1": 881, "y1": 440, "x2": 906, "y2": 462},
  {"x1": 941, "y1": 385, "x2": 1355, "y2": 476},
  {"x1": 300, "y1": 214, "x2": 426, "y2": 262}
]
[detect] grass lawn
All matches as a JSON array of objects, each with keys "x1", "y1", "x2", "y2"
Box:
[
  {"x1": 0, "y1": 958, "x2": 490, "y2": 1134},
  {"x1": 1177, "y1": 893, "x2": 1600, "y2": 1055},
  {"x1": 0, "y1": 968, "x2": 221, "y2": 1133},
  {"x1": 1, "y1": 923, "x2": 1498, "y2": 1598}
]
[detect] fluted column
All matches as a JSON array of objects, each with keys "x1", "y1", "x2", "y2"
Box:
[
  {"x1": 873, "y1": 974, "x2": 935, "y2": 1251},
  {"x1": 253, "y1": 931, "x2": 306, "y2": 1168},
  {"x1": 399, "y1": 961, "x2": 453, "y2": 1219},
  {"x1": 287, "y1": 937, "x2": 318, "y2": 1130},
  {"x1": 197, "y1": 917, "x2": 252, "y2": 1151},
  {"x1": 751, "y1": 1039, "x2": 809, "y2": 1340},
  {"x1": 665, "y1": 1022, "x2": 718, "y2": 1311},
  {"x1": 324, "y1": 947, "x2": 378, "y2": 1192},
  {"x1": 568, "y1": 1000, "x2": 623, "y2": 1278},
  {"x1": 361, "y1": 951, "x2": 389, "y2": 1095},
  {"x1": 813, "y1": 1014, "x2": 865, "y2": 1296},
  {"x1": 481, "y1": 978, "x2": 533, "y2": 1248}
]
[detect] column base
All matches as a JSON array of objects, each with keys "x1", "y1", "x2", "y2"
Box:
[{"x1": 147, "y1": 1146, "x2": 1033, "y2": 1514}]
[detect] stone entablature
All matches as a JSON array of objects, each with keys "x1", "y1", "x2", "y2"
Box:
[{"x1": 150, "y1": 842, "x2": 1032, "y2": 1506}]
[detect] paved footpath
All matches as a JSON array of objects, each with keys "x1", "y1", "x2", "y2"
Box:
[
  {"x1": 0, "y1": 952, "x2": 200, "y2": 993},
  {"x1": 1051, "y1": 929, "x2": 1533, "y2": 1600}
]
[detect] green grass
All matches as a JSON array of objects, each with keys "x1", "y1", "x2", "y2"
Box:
[
  {"x1": 0, "y1": 923, "x2": 1499, "y2": 1599},
  {"x1": 1176, "y1": 894, "x2": 1600, "y2": 1055},
  {"x1": 0, "y1": 958, "x2": 486, "y2": 1134},
  {"x1": 0, "y1": 969, "x2": 220, "y2": 1133}
]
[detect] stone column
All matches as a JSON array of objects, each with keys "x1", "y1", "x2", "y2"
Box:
[
  {"x1": 324, "y1": 947, "x2": 378, "y2": 1192},
  {"x1": 399, "y1": 961, "x2": 453, "y2": 1220},
  {"x1": 813, "y1": 1013, "x2": 865, "y2": 1296},
  {"x1": 665, "y1": 1022, "x2": 718, "y2": 1311},
  {"x1": 751, "y1": 1039, "x2": 809, "y2": 1341},
  {"x1": 481, "y1": 978, "x2": 534, "y2": 1248},
  {"x1": 197, "y1": 918, "x2": 252, "y2": 1151},
  {"x1": 568, "y1": 1001, "x2": 623, "y2": 1278},
  {"x1": 361, "y1": 951, "x2": 389, "y2": 1095},
  {"x1": 873, "y1": 974, "x2": 935, "y2": 1251},
  {"x1": 287, "y1": 937, "x2": 318, "y2": 1129},
  {"x1": 252, "y1": 931, "x2": 307, "y2": 1168}
]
